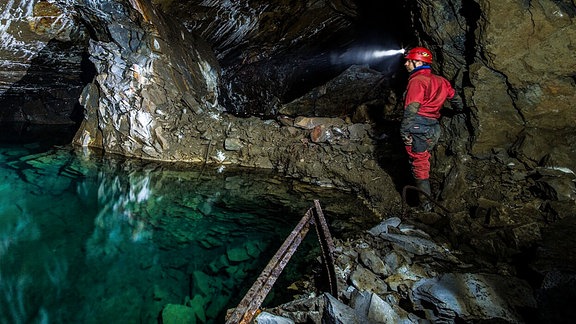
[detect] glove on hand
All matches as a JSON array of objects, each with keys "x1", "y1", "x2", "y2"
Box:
[
  {"x1": 401, "y1": 133, "x2": 413, "y2": 146},
  {"x1": 401, "y1": 102, "x2": 420, "y2": 131},
  {"x1": 400, "y1": 102, "x2": 420, "y2": 145}
]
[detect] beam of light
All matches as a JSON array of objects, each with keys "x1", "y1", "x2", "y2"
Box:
[
  {"x1": 372, "y1": 48, "x2": 405, "y2": 58},
  {"x1": 330, "y1": 47, "x2": 406, "y2": 66}
]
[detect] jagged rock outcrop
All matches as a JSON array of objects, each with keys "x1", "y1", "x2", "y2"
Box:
[
  {"x1": 65, "y1": 0, "x2": 222, "y2": 160},
  {"x1": 48, "y1": 0, "x2": 402, "y2": 213},
  {"x1": 0, "y1": 0, "x2": 89, "y2": 124},
  {"x1": 416, "y1": 0, "x2": 576, "y2": 170},
  {"x1": 0, "y1": 0, "x2": 574, "y2": 237},
  {"x1": 2, "y1": 0, "x2": 576, "y2": 322}
]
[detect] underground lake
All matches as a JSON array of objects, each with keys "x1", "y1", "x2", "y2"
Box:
[{"x1": 0, "y1": 125, "x2": 375, "y2": 323}]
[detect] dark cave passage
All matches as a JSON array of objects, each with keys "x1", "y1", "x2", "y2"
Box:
[
  {"x1": 3, "y1": 1, "x2": 576, "y2": 323},
  {"x1": 0, "y1": 38, "x2": 96, "y2": 143},
  {"x1": 219, "y1": 0, "x2": 419, "y2": 117},
  {"x1": 288, "y1": 0, "x2": 418, "y2": 101}
]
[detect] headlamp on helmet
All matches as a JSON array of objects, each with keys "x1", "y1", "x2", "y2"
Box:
[{"x1": 405, "y1": 47, "x2": 433, "y2": 64}]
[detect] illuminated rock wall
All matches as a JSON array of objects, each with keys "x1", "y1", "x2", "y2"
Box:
[{"x1": 0, "y1": 0, "x2": 87, "y2": 124}]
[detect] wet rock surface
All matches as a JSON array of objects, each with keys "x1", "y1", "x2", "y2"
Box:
[
  {"x1": 0, "y1": 0, "x2": 89, "y2": 124},
  {"x1": 242, "y1": 149, "x2": 576, "y2": 323},
  {"x1": 1, "y1": 0, "x2": 576, "y2": 323}
]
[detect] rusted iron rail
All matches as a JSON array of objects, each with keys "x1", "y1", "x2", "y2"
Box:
[
  {"x1": 311, "y1": 200, "x2": 338, "y2": 297},
  {"x1": 225, "y1": 200, "x2": 337, "y2": 324}
]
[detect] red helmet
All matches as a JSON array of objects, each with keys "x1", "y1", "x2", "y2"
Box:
[{"x1": 405, "y1": 47, "x2": 433, "y2": 63}]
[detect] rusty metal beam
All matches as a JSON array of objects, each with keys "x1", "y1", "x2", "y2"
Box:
[
  {"x1": 225, "y1": 207, "x2": 313, "y2": 324},
  {"x1": 311, "y1": 199, "x2": 338, "y2": 297},
  {"x1": 225, "y1": 200, "x2": 337, "y2": 324}
]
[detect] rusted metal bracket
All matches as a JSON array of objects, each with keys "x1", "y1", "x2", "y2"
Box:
[{"x1": 225, "y1": 199, "x2": 337, "y2": 324}]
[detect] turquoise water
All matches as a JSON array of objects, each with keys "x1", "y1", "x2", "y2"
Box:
[{"x1": 0, "y1": 130, "x2": 371, "y2": 323}]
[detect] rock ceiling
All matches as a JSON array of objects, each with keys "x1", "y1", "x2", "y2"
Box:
[{"x1": 0, "y1": 0, "x2": 575, "y2": 213}]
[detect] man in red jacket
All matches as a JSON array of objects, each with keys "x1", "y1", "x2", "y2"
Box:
[{"x1": 401, "y1": 46, "x2": 463, "y2": 211}]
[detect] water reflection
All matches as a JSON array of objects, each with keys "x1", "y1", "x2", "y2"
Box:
[{"x1": 0, "y1": 142, "x2": 372, "y2": 323}]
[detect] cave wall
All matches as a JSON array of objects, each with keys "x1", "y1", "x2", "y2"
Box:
[
  {"x1": 1, "y1": 0, "x2": 575, "y2": 212},
  {"x1": 65, "y1": 0, "x2": 223, "y2": 160},
  {"x1": 163, "y1": 0, "x2": 362, "y2": 116},
  {"x1": 0, "y1": 0, "x2": 88, "y2": 124},
  {"x1": 473, "y1": 0, "x2": 576, "y2": 170},
  {"x1": 414, "y1": 0, "x2": 576, "y2": 170}
]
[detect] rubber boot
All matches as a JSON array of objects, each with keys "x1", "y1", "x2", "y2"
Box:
[{"x1": 415, "y1": 179, "x2": 433, "y2": 212}]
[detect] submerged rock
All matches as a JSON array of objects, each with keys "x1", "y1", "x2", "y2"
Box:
[{"x1": 161, "y1": 304, "x2": 197, "y2": 324}]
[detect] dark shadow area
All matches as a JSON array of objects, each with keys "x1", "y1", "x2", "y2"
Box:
[
  {"x1": 353, "y1": 0, "x2": 414, "y2": 50},
  {"x1": 0, "y1": 122, "x2": 78, "y2": 146},
  {"x1": 284, "y1": 0, "x2": 416, "y2": 103},
  {"x1": 460, "y1": 0, "x2": 481, "y2": 87},
  {"x1": 372, "y1": 115, "x2": 420, "y2": 207},
  {"x1": 0, "y1": 38, "x2": 95, "y2": 143},
  {"x1": 219, "y1": 0, "x2": 417, "y2": 118},
  {"x1": 527, "y1": 214, "x2": 576, "y2": 323},
  {"x1": 332, "y1": 0, "x2": 418, "y2": 199},
  {"x1": 355, "y1": 0, "x2": 417, "y2": 200}
]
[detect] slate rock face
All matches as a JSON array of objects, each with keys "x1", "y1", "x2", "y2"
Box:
[
  {"x1": 66, "y1": 0, "x2": 223, "y2": 160},
  {"x1": 1, "y1": 0, "x2": 575, "y2": 214},
  {"x1": 422, "y1": 0, "x2": 576, "y2": 156},
  {"x1": 411, "y1": 273, "x2": 536, "y2": 323},
  {"x1": 0, "y1": 0, "x2": 89, "y2": 124}
]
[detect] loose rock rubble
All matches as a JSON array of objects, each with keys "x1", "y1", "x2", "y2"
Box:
[
  {"x1": 250, "y1": 154, "x2": 576, "y2": 324},
  {"x1": 257, "y1": 215, "x2": 537, "y2": 323}
]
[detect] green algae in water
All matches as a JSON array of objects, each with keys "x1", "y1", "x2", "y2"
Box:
[{"x1": 0, "y1": 140, "x2": 372, "y2": 323}]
